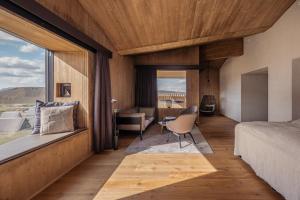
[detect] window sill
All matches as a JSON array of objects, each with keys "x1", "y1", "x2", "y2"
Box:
[{"x1": 0, "y1": 129, "x2": 87, "y2": 165}]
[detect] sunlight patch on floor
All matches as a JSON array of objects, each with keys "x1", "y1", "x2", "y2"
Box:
[{"x1": 92, "y1": 153, "x2": 217, "y2": 200}]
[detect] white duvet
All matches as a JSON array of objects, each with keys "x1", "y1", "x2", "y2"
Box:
[{"x1": 235, "y1": 121, "x2": 300, "y2": 200}]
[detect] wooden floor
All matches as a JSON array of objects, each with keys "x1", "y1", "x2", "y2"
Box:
[{"x1": 34, "y1": 116, "x2": 283, "y2": 200}]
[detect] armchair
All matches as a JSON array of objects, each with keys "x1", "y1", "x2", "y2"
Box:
[
  {"x1": 166, "y1": 113, "x2": 197, "y2": 148},
  {"x1": 200, "y1": 95, "x2": 216, "y2": 115}
]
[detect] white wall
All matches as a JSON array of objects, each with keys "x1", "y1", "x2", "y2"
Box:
[{"x1": 220, "y1": 3, "x2": 300, "y2": 122}]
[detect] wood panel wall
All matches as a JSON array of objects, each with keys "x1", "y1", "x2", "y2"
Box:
[
  {"x1": 0, "y1": 1, "x2": 136, "y2": 199},
  {"x1": 0, "y1": 130, "x2": 90, "y2": 200},
  {"x1": 135, "y1": 47, "x2": 200, "y2": 119},
  {"x1": 0, "y1": 8, "x2": 82, "y2": 52},
  {"x1": 110, "y1": 56, "x2": 135, "y2": 110},
  {"x1": 0, "y1": 50, "x2": 93, "y2": 200},
  {"x1": 199, "y1": 67, "x2": 220, "y2": 113},
  {"x1": 36, "y1": 0, "x2": 112, "y2": 50},
  {"x1": 134, "y1": 46, "x2": 199, "y2": 65},
  {"x1": 54, "y1": 51, "x2": 90, "y2": 129},
  {"x1": 186, "y1": 70, "x2": 200, "y2": 108},
  {"x1": 37, "y1": 0, "x2": 135, "y2": 110},
  {"x1": 135, "y1": 45, "x2": 221, "y2": 114}
]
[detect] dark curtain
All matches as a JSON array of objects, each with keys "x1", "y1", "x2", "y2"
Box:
[
  {"x1": 135, "y1": 67, "x2": 158, "y2": 112},
  {"x1": 93, "y1": 51, "x2": 113, "y2": 153}
]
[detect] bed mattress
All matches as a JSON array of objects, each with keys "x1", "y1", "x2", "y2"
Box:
[{"x1": 235, "y1": 121, "x2": 300, "y2": 200}]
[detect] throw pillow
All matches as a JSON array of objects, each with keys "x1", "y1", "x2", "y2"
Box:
[
  {"x1": 62, "y1": 101, "x2": 80, "y2": 129},
  {"x1": 32, "y1": 100, "x2": 61, "y2": 134},
  {"x1": 40, "y1": 106, "x2": 74, "y2": 135},
  {"x1": 32, "y1": 100, "x2": 79, "y2": 134}
]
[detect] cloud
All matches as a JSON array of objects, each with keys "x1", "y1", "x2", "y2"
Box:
[
  {"x1": 19, "y1": 43, "x2": 39, "y2": 53},
  {"x1": 0, "y1": 56, "x2": 45, "y2": 89},
  {"x1": 0, "y1": 56, "x2": 44, "y2": 87},
  {"x1": 0, "y1": 72, "x2": 30, "y2": 77},
  {"x1": 157, "y1": 78, "x2": 186, "y2": 92},
  {"x1": 0, "y1": 31, "x2": 45, "y2": 89},
  {"x1": 0, "y1": 56, "x2": 42, "y2": 70},
  {"x1": 0, "y1": 31, "x2": 22, "y2": 42}
]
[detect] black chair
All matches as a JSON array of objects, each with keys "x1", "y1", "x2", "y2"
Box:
[{"x1": 200, "y1": 95, "x2": 216, "y2": 115}]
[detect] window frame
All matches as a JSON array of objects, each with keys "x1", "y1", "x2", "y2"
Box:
[
  {"x1": 157, "y1": 70, "x2": 187, "y2": 109},
  {"x1": 45, "y1": 50, "x2": 54, "y2": 102}
]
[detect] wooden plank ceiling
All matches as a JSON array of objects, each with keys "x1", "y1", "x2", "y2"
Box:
[{"x1": 78, "y1": 0, "x2": 294, "y2": 55}]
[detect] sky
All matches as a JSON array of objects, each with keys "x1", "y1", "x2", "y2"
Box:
[
  {"x1": 0, "y1": 30, "x2": 45, "y2": 90},
  {"x1": 0, "y1": 29, "x2": 185, "y2": 92},
  {"x1": 157, "y1": 78, "x2": 186, "y2": 93}
]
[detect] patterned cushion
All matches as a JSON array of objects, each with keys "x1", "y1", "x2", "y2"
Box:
[
  {"x1": 32, "y1": 100, "x2": 79, "y2": 134},
  {"x1": 61, "y1": 101, "x2": 80, "y2": 129},
  {"x1": 40, "y1": 106, "x2": 74, "y2": 135}
]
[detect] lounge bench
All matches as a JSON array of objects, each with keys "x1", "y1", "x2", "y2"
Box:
[{"x1": 117, "y1": 107, "x2": 155, "y2": 140}]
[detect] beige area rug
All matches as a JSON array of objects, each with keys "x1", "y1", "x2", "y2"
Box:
[{"x1": 126, "y1": 125, "x2": 213, "y2": 154}]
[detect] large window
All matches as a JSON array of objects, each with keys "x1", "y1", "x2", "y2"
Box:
[
  {"x1": 157, "y1": 70, "x2": 186, "y2": 108},
  {"x1": 0, "y1": 30, "x2": 45, "y2": 145}
]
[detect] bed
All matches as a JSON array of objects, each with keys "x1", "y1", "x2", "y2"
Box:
[{"x1": 234, "y1": 120, "x2": 300, "y2": 200}]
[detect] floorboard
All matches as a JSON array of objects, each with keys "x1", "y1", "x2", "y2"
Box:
[{"x1": 33, "y1": 116, "x2": 284, "y2": 200}]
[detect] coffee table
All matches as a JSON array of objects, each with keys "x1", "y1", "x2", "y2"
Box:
[
  {"x1": 158, "y1": 121, "x2": 167, "y2": 134},
  {"x1": 158, "y1": 116, "x2": 176, "y2": 134}
]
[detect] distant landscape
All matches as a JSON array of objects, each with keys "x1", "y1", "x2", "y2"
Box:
[
  {"x1": 0, "y1": 87, "x2": 45, "y2": 104},
  {"x1": 158, "y1": 90, "x2": 186, "y2": 108},
  {"x1": 0, "y1": 87, "x2": 44, "y2": 145}
]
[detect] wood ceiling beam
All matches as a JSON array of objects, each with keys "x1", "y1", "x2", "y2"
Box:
[
  {"x1": 118, "y1": 27, "x2": 267, "y2": 55},
  {"x1": 200, "y1": 38, "x2": 243, "y2": 61}
]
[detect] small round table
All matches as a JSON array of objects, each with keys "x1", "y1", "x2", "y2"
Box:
[
  {"x1": 158, "y1": 121, "x2": 167, "y2": 134},
  {"x1": 158, "y1": 116, "x2": 176, "y2": 134}
]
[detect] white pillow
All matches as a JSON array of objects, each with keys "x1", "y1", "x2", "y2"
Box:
[{"x1": 40, "y1": 105, "x2": 74, "y2": 135}]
